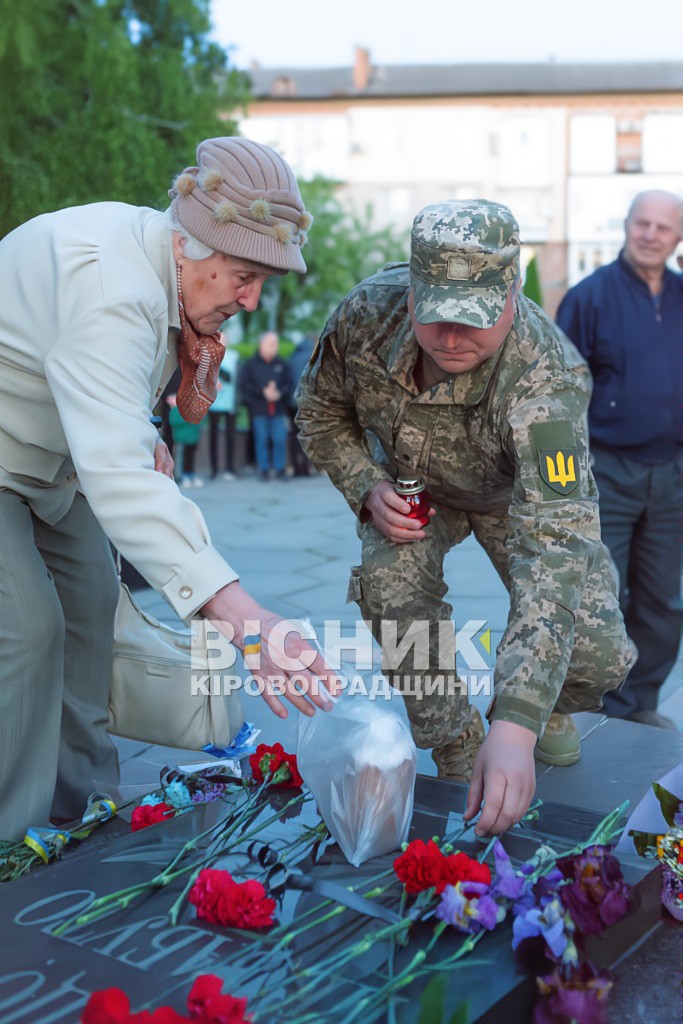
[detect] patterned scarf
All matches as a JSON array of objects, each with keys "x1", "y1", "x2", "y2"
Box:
[{"x1": 175, "y1": 266, "x2": 226, "y2": 424}]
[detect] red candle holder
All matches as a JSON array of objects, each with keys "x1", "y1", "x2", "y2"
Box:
[{"x1": 395, "y1": 477, "x2": 432, "y2": 527}]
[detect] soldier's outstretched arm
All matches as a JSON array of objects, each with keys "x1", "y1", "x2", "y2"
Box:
[{"x1": 464, "y1": 721, "x2": 537, "y2": 835}]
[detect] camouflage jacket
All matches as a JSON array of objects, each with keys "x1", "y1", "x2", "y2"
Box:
[{"x1": 296, "y1": 264, "x2": 604, "y2": 732}]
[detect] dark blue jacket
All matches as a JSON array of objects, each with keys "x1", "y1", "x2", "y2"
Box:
[
  {"x1": 556, "y1": 252, "x2": 682, "y2": 463},
  {"x1": 239, "y1": 353, "x2": 293, "y2": 418}
]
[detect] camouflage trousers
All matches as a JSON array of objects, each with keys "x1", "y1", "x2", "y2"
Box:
[{"x1": 349, "y1": 506, "x2": 636, "y2": 750}]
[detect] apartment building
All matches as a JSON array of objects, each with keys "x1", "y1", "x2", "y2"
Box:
[{"x1": 239, "y1": 50, "x2": 683, "y2": 312}]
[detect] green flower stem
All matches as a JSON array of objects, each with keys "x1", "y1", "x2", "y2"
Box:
[
  {"x1": 274, "y1": 884, "x2": 390, "y2": 948},
  {"x1": 352, "y1": 932, "x2": 487, "y2": 1024},
  {"x1": 236, "y1": 912, "x2": 368, "y2": 1000},
  {"x1": 233, "y1": 793, "x2": 309, "y2": 849},
  {"x1": 585, "y1": 801, "x2": 629, "y2": 846},
  {"x1": 336, "y1": 948, "x2": 429, "y2": 1024},
  {"x1": 426, "y1": 929, "x2": 484, "y2": 969},
  {"x1": 386, "y1": 889, "x2": 407, "y2": 1024},
  {"x1": 242, "y1": 875, "x2": 428, "y2": 1017},
  {"x1": 234, "y1": 880, "x2": 397, "y2": 990},
  {"x1": 167, "y1": 791, "x2": 316, "y2": 931},
  {"x1": 478, "y1": 835, "x2": 498, "y2": 864},
  {"x1": 518, "y1": 802, "x2": 631, "y2": 891},
  {"x1": 242, "y1": 873, "x2": 486, "y2": 1024},
  {"x1": 296, "y1": 919, "x2": 412, "y2": 978},
  {"x1": 55, "y1": 786, "x2": 296, "y2": 936},
  {"x1": 167, "y1": 863, "x2": 204, "y2": 927},
  {"x1": 253, "y1": 919, "x2": 413, "y2": 1019}
]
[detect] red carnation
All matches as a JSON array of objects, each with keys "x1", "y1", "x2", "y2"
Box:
[
  {"x1": 142, "y1": 1008, "x2": 189, "y2": 1023},
  {"x1": 248, "y1": 742, "x2": 302, "y2": 788},
  {"x1": 189, "y1": 868, "x2": 276, "y2": 929},
  {"x1": 394, "y1": 839, "x2": 447, "y2": 894},
  {"x1": 394, "y1": 839, "x2": 491, "y2": 895},
  {"x1": 81, "y1": 975, "x2": 250, "y2": 1024},
  {"x1": 187, "y1": 975, "x2": 251, "y2": 1023},
  {"x1": 443, "y1": 851, "x2": 492, "y2": 889},
  {"x1": 131, "y1": 802, "x2": 175, "y2": 832},
  {"x1": 82, "y1": 989, "x2": 131, "y2": 1024}
]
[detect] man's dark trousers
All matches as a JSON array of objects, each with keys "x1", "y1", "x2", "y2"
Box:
[{"x1": 593, "y1": 446, "x2": 682, "y2": 716}]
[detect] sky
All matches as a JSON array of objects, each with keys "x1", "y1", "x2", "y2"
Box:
[{"x1": 211, "y1": 0, "x2": 683, "y2": 69}]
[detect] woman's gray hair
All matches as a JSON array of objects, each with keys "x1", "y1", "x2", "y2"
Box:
[{"x1": 165, "y1": 207, "x2": 215, "y2": 261}]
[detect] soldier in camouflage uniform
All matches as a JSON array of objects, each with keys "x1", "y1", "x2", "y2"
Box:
[{"x1": 296, "y1": 200, "x2": 636, "y2": 835}]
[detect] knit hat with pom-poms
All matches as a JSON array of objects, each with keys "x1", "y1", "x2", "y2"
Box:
[{"x1": 168, "y1": 137, "x2": 312, "y2": 273}]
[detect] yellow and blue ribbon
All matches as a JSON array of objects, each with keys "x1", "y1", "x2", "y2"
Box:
[
  {"x1": 23, "y1": 792, "x2": 118, "y2": 863},
  {"x1": 23, "y1": 827, "x2": 70, "y2": 864},
  {"x1": 82, "y1": 795, "x2": 117, "y2": 825}
]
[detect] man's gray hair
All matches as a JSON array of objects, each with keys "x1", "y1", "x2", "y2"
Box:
[{"x1": 165, "y1": 207, "x2": 214, "y2": 260}]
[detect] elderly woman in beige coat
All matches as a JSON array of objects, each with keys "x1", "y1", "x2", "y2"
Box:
[{"x1": 0, "y1": 137, "x2": 334, "y2": 839}]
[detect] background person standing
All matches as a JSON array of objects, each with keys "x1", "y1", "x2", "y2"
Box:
[
  {"x1": 240, "y1": 332, "x2": 293, "y2": 479},
  {"x1": 556, "y1": 190, "x2": 683, "y2": 729},
  {"x1": 209, "y1": 334, "x2": 239, "y2": 480},
  {"x1": 168, "y1": 393, "x2": 204, "y2": 489}
]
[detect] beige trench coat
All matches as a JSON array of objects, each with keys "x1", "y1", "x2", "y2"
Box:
[{"x1": 0, "y1": 202, "x2": 237, "y2": 617}]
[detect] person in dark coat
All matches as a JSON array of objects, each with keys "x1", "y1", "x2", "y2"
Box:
[
  {"x1": 556, "y1": 189, "x2": 682, "y2": 729},
  {"x1": 239, "y1": 332, "x2": 293, "y2": 479}
]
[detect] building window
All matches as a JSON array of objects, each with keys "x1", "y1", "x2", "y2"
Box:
[
  {"x1": 569, "y1": 115, "x2": 616, "y2": 174},
  {"x1": 642, "y1": 114, "x2": 683, "y2": 173},
  {"x1": 615, "y1": 118, "x2": 642, "y2": 173},
  {"x1": 497, "y1": 116, "x2": 551, "y2": 188}
]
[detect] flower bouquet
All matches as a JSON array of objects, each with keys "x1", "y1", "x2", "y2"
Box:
[
  {"x1": 62, "y1": 740, "x2": 636, "y2": 1024},
  {"x1": 629, "y1": 782, "x2": 683, "y2": 922}
]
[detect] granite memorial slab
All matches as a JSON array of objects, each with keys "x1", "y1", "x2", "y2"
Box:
[{"x1": 0, "y1": 718, "x2": 679, "y2": 1024}]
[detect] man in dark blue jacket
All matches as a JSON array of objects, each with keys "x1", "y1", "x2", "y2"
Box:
[
  {"x1": 239, "y1": 331, "x2": 293, "y2": 479},
  {"x1": 556, "y1": 190, "x2": 682, "y2": 728}
]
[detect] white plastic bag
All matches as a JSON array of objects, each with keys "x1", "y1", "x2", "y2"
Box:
[{"x1": 297, "y1": 687, "x2": 417, "y2": 867}]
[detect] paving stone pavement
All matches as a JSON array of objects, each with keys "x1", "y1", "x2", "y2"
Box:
[{"x1": 114, "y1": 470, "x2": 682, "y2": 797}]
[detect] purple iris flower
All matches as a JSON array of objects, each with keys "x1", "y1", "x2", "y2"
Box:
[
  {"x1": 436, "y1": 882, "x2": 504, "y2": 934},
  {"x1": 534, "y1": 963, "x2": 612, "y2": 1024},
  {"x1": 511, "y1": 866, "x2": 564, "y2": 921},
  {"x1": 490, "y1": 841, "x2": 528, "y2": 900},
  {"x1": 556, "y1": 845, "x2": 630, "y2": 935},
  {"x1": 512, "y1": 896, "x2": 572, "y2": 960}
]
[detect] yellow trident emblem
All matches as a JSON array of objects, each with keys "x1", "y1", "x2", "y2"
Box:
[{"x1": 545, "y1": 451, "x2": 576, "y2": 489}]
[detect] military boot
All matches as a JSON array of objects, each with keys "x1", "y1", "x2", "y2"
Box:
[
  {"x1": 431, "y1": 708, "x2": 485, "y2": 783},
  {"x1": 534, "y1": 713, "x2": 580, "y2": 767}
]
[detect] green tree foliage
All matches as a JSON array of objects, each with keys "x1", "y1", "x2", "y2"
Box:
[
  {"x1": 0, "y1": 0, "x2": 249, "y2": 237},
  {"x1": 523, "y1": 254, "x2": 544, "y2": 309},
  {"x1": 240, "y1": 176, "x2": 408, "y2": 343}
]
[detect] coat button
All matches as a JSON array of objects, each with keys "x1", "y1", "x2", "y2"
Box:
[
  {"x1": 66, "y1": 472, "x2": 77, "y2": 481},
  {"x1": 179, "y1": 586, "x2": 193, "y2": 599},
  {"x1": 609, "y1": 400, "x2": 616, "y2": 408}
]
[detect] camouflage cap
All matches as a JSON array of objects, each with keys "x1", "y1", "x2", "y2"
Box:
[{"x1": 410, "y1": 200, "x2": 521, "y2": 328}]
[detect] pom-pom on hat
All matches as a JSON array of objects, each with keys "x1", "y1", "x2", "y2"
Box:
[{"x1": 169, "y1": 137, "x2": 312, "y2": 273}]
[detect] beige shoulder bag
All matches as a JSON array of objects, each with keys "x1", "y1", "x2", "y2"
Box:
[{"x1": 108, "y1": 573, "x2": 244, "y2": 750}]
